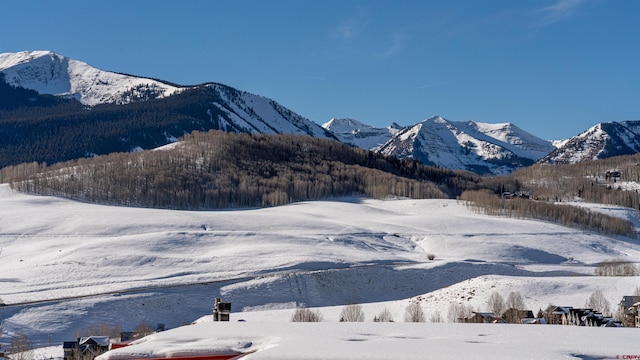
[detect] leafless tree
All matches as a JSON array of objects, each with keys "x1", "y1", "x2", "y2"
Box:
[
  {"x1": 459, "y1": 188, "x2": 636, "y2": 237},
  {"x1": 76, "y1": 323, "x2": 122, "y2": 339},
  {"x1": 594, "y1": 260, "x2": 638, "y2": 276},
  {"x1": 404, "y1": 302, "x2": 426, "y2": 322},
  {"x1": 429, "y1": 311, "x2": 443, "y2": 323},
  {"x1": 339, "y1": 304, "x2": 365, "y2": 322},
  {"x1": 505, "y1": 291, "x2": 526, "y2": 310},
  {"x1": 447, "y1": 302, "x2": 473, "y2": 323},
  {"x1": 8, "y1": 333, "x2": 33, "y2": 360},
  {"x1": 133, "y1": 322, "x2": 155, "y2": 339},
  {"x1": 585, "y1": 290, "x2": 612, "y2": 316},
  {"x1": 373, "y1": 307, "x2": 394, "y2": 322},
  {"x1": 291, "y1": 307, "x2": 324, "y2": 322},
  {"x1": 487, "y1": 291, "x2": 505, "y2": 315}
]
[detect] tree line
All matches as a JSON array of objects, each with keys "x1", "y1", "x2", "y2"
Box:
[
  {"x1": 512, "y1": 154, "x2": 640, "y2": 210},
  {"x1": 0, "y1": 76, "x2": 291, "y2": 168},
  {"x1": 2, "y1": 130, "x2": 480, "y2": 209},
  {"x1": 459, "y1": 189, "x2": 635, "y2": 237}
]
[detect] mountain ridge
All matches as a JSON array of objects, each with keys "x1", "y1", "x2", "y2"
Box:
[
  {"x1": 376, "y1": 116, "x2": 556, "y2": 174},
  {"x1": 321, "y1": 117, "x2": 401, "y2": 150},
  {"x1": 4, "y1": 50, "x2": 639, "y2": 175},
  {"x1": 541, "y1": 121, "x2": 640, "y2": 164}
]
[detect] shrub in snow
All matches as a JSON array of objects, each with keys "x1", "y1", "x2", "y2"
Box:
[
  {"x1": 339, "y1": 304, "x2": 365, "y2": 322},
  {"x1": 404, "y1": 302, "x2": 426, "y2": 322},
  {"x1": 429, "y1": 311, "x2": 443, "y2": 323},
  {"x1": 291, "y1": 307, "x2": 324, "y2": 322},
  {"x1": 373, "y1": 307, "x2": 394, "y2": 322}
]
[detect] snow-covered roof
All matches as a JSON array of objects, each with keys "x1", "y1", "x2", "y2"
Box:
[{"x1": 79, "y1": 336, "x2": 110, "y2": 347}]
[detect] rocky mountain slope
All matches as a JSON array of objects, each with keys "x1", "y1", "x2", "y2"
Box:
[
  {"x1": 377, "y1": 116, "x2": 556, "y2": 174},
  {"x1": 541, "y1": 121, "x2": 640, "y2": 164},
  {"x1": 11, "y1": 50, "x2": 640, "y2": 175},
  {"x1": 321, "y1": 117, "x2": 401, "y2": 150},
  {"x1": 0, "y1": 50, "x2": 182, "y2": 105},
  {"x1": 0, "y1": 51, "x2": 335, "y2": 167}
]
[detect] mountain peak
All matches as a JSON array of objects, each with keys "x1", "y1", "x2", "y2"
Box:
[
  {"x1": 0, "y1": 50, "x2": 62, "y2": 67},
  {"x1": 0, "y1": 50, "x2": 183, "y2": 106},
  {"x1": 378, "y1": 116, "x2": 555, "y2": 174},
  {"x1": 322, "y1": 118, "x2": 369, "y2": 132},
  {"x1": 541, "y1": 120, "x2": 640, "y2": 164},
  {"x1": 322, "y1": 118, "x2": 400, "y2": 150},
  {"x1": 424, "y1": 115, "x2": 447, "y2": 123}
]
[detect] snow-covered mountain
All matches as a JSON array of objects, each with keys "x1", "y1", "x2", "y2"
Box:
[
  {"x1": 377, "y1": 116, "x2": 556, "y2": 174},
  {"x1": 541, "y1": 121, "x2": 640, "y2": 164},
  {"x1": 0, "y1": 50, "x2": 183, "y2": 105},
  {"x1": 321, "y1": 118, "x2": 401, "y2": 150},
  {"x1": 1, "y1": 50, "x2": 574, "y2": 174},
  {"x1": 0, "y1": 51, "x2": 335, "y2": 166},
  {"x1": 203, "y1": 83, "x2": 334, "y2": 138}
]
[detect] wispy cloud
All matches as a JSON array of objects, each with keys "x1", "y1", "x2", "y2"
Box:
[
  {"x1": 380, "y1": 32, "x2": 404, "y2": 58},
  {"x1": 418, "y1": 81, "x2": 453, "y2": 90},
  {"x1": 536, "y1": 0, "x2": 586, "y2": 26},
  {"x1": 332, "y1": 8, "x2": 370, "y2": 41}
]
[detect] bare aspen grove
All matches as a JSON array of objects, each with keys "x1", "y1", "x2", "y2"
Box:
[
  {"x1": 2, "y1": 129, "x2": 640, "y2": 239},
  {"x1": 1, "y1": 131, "x2": 471, "y2": 209}
]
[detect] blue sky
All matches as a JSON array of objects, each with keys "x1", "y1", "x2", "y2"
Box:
[{"x1": 1, "y1": 0, "x2": 638, "y2": 140}]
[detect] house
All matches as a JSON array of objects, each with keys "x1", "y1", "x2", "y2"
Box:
[
  {"x1": 563, "y1": 308, "x2": 621, "y2": 327},
  {"x1": 501, "y1": 308, "x2": 534, "y2": 324},
  {"x1": 213, "y1": 298, "x2": 231, "y2": 321},
  {"x1": 63, "y1": 341, "x2": 79, "y2": 360},
  {"x1": 631, "y1": 302, "x2": 640, "y2": 328},
  {"x1": 618, "y1": 296, "x2": 640, "y2": 327},
  {"x1": 543, "y1": 305, "x2": 572, "y2": 325},
  {"x1": 78, "y1": 336, "x2": 110, "y2": 360},
  {"x1": 463, "y1": 312, "x2": 506, "y2": 324},
  {"x1": 605, "y1": 169, "x2": 621, "y2": 181},
  {"x1": 566, "y1": 308, "x2": 595, "y2": 326}
]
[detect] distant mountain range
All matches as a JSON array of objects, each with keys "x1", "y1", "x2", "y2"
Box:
[
  {"x1": 321, "y1": 118, "x2": 401, "y2": 150},
  {"x1": 377, "y1": 116, "x2": 556, "y2": 174},
  {"x1": 0, "y1": 50, "x2": 638, "y2": 174}
]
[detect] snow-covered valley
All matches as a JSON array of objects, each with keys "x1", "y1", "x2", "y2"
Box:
[{"x1": 2, "y1": 184, "x2": 640, "y2": 359}]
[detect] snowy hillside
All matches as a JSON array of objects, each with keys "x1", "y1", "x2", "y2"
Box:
[
  {"x1": 0, "y1": 51, "x2": 182, "y2": 105},
  {"x1": 377, "y1": 116, "x2": 555, "y2": 174},
  {"x1": 0, "y1": 51, "x2": 335, "y2": 167},
  {"x1": 94, "y1": 320, "x2": 640, "y2": 360},
  {"x1": 322, "y1": 118, "x2": 401, "y2": 150},
  {"x1": 2, "y1": 183, "x2": 640, "y2": 356},
  {"x1": 542, "y1": 121, "x2": 640, "y2": 164},
  {"x1": 207, "y1": 84, "x2": 334, "y2": 138}
]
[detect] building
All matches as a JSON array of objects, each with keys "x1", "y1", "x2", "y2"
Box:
[
  {"x1": 463, "y1": 312, "x2": 506, "y2": 324},
  {"x1": 502, "y1": 308, "x2": 534, "y2": 324},
  {"x1": 213, "y1": 298, "x2": 231, "y2": 321},
  {"x1": 618, "y1": 296, "x2": 640, "y2": 327},
  {"x1": 543, "y1": 305, "x2": 573, "y2": 325}
]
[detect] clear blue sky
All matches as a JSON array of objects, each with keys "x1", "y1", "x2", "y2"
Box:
[{"x1": 1, "y1": 0, "x2": 638, "y2": 140}]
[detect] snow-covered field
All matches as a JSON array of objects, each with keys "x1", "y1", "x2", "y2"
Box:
[{"x1": 2, "y1": 183, "x2": 640, "y2": 359}]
